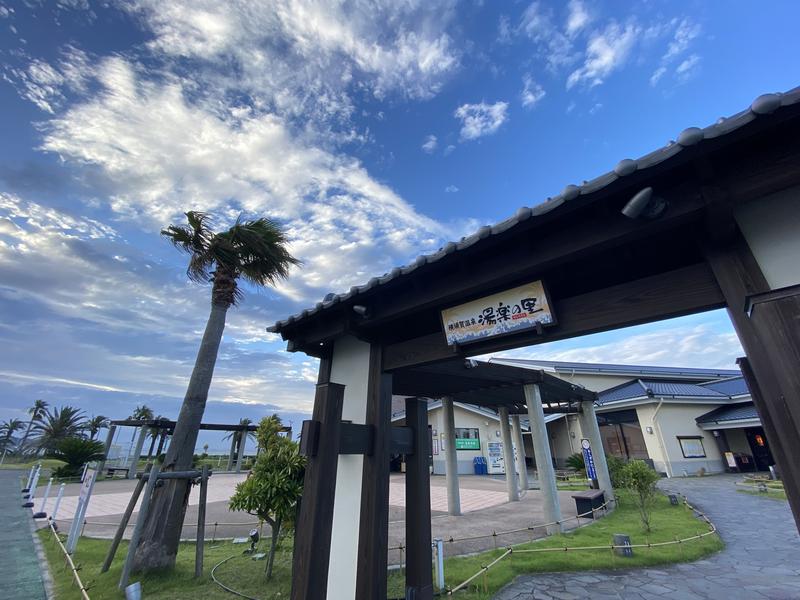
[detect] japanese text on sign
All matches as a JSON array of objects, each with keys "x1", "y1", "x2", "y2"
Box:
[{"x1": 441, "y1": 280, "x2": 554, "y2": 345}]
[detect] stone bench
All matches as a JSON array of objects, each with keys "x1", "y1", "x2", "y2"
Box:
[{"x1": 571, "y1": 489, "x2": 605, "y2": 519}]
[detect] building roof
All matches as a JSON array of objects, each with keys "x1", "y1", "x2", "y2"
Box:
[
  {"x1": 597, "y1": 379, "x2": 731, "y2": 405},
  {"x1": 490, "y1": 358, "x2": 740, "y2": 380},
  {"x1": 268, "y1": 87, "x2": 800, "y2": 336},
  {"x1": 696, "y1": 402, "x2": 759, "y2": 425},
  {"x1": 390, "y1": 398, "x2": 563, "y2": 429},
  {"x1": 699, "y1": 376, "x2": 750, "y2": 396}
]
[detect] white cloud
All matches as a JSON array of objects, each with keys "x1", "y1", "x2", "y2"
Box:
[
  {"x1": 521, "y1": 74, "x2": 546, "y2": 108},
  {"x1": 519, "y1": 2, "x2": 576, "y2": 71},
  {"x1": 567, "y1": 21, "x2": 640, "y2": 89},
  {"x1": 454, "y1": 101, "x2": 509, "y2": 141},
  {"x1": 421, "y1": 134, "x2": 438, "y2": 153},
  {"x1": 444, "y1": 144, "x2": 455, "y2": 156},
  {"x1": 650, "y1": 18, "x2": 702, "y2": 88},
  {"x1": 664, "y1": 18, "x2": 701, "y2": 61},
  {"x1": 497, "y1": 14, "x2": 512, "y2": 44},
  {"x1": 676, "y1": 54, "x2": 701, "y2": 81},
  {"x1": 649, "y1": 65, "x2": 667, "y2": 87},
  {"x1": 565, "y1": 0, "x2": 591, "y2": 37},
  {"x1": 444, "y1": 185, "x2": 459, "y2": 193}
]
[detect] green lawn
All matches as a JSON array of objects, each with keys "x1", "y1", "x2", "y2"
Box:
[{"x1": 41, "y1": 491, "x2": 722, "y2": 599}]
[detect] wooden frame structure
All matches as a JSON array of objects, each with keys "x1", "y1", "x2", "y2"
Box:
[{"x1": 269, "y1": 89, "x2": 800, "y2": 600}]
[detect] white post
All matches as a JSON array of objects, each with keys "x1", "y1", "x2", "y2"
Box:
[
  {"x1": 24, "y1": 464, "x2": 37, "y2": 491},
  {"x1": 498, "y1": 407, "x2": 519, "y2": 502},
  {"x1": 226, "y1": 435, "x2": 237, "y2": 471},
  {"x1": 0, "y1": 449, "x2": 6, "y2": 466},
  {"x1": 37, "y1": 478, "x2": 53, "y2": 514},
  {"x1": 29, "y1": 467, "x2": 41, "y2": 500},
  {"x1": 433, "y1": 538, "x2": 445, "y2": 590},
  {"x1": 511, "y1": 415, "x2": 529, "y2": 492},
  {"x1": 235, "y1": 430, "x2": 246, "y2": 473},
  {"x1": 50, "y1": 483, "x2": 66, "y2": 522},
  {"x1": 524, "y1": 384, "x2": 563, "y2": 534},
  {"x1": 441, "y1": 397, "x2": 462, "y2": 516},
  {"x1": 578, "y1": 400, "x2": 615, "y2": 504}
]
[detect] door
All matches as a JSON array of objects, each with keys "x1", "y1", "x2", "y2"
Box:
[{"x1": 745, "y1": 427, "x2": 774, "y2": 471}]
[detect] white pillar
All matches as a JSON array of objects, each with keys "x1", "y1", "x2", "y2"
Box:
[
  {"x1": 524, "y1": 384, "x2": 563, "y2": 534},
  {"x1": 578, "y1": 400, "x2": 615, "y2": 504},
  {"x1": 442, "y1": 397, "x2": 462, "y2": 516},
  {"x1": 128, "y1": 426, "x2": 148, "y2": 479},
  {"x1": 511, "y1": 414, "x2": 529, "y2": 492},
  {"x1": 498, "y1": 407, "x2": 519, "y2": 502},
  {"x1": 226, "y1": 434, "x2": 237, "y2": 471},
  {"x1": 327, "y1": 335, "x2": 371, "y2": 600},
  {"x1": 98, "y1": 424, "x2": 116, "y2": 475},
  {"x1": 235, "y1": 430, "x2": 246, "y2": 473}
]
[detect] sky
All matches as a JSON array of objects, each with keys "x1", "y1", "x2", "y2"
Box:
[{"x1": 1, "y1": 0, "x2": 798, "y2": 452}]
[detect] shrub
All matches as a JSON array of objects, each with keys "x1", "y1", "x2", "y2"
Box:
[
  {"x1": 620, "y1": 459, "x2": 660, "y2": 532},
  {"x1": 606, "y1": 454, "x2": 626, "y2": 488},
  {"x1": 49, "y1": 437, "x2": 105, "y2": 479},
  {"x1": 565, "y1": 452, "x2": 585, "y2": 471}
]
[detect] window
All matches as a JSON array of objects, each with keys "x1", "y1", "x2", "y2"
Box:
[
  {"x1": 677, "y1": 436, "x2": 706, "y2": 458},
  {"x1": 454, "y1": 427, "x2": 480, "y2": 450}
]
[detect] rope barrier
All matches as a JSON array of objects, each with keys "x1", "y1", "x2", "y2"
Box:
[
  {"x1": 48, "y1": 521, "x2": 91, "y2": 600},
  {"x1": 442, "y1": 494, "x2": 717, "y2": 596}
]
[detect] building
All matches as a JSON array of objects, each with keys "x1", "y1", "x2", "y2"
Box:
[{"x1": 393, "y1": 358, "x2": 774, "y2": 478}]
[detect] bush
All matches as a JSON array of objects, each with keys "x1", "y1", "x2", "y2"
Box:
[
  {"x1": 620, "y1": 459, "x2": 660, "y2": 532},
  {"x1": 565, "y1": 452, "x2": 585, "y2": 471},
  {"x1": 606, "y1": 454, "x2": 626, "y2": 488},
  {"x1": 49, "y1": 437, "x2": 105, "y2": 479}
]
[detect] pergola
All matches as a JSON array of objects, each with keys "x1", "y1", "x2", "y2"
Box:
[
  {"x1": 98, "y1": 418, "x2": 283, "y2": 478},
  {"x1": 394, "y1": 359, "x2": 605, "y2": 529}
]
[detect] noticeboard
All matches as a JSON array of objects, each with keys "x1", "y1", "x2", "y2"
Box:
[{"x1": 441, "y1": 280, "x2": 555, "y2": 346}]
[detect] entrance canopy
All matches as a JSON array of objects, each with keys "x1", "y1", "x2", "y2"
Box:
[{"x1": 393, "y1": 359, "x2": 596, "y2": 414}]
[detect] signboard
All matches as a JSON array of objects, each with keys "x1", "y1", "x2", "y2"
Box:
[
  {"x1": 441, "y1": 280, "x2": 555, "y2": 346},
  {"x1": 487, "y1": 442, "x2": 505, "y2": 474},
  {"x1": 455, "y1": 438, "x2": 480, "y2": 450},
  {"x1": 581, "y1": 439, "x2": 597, "y2": 481},
  {"x1": 724, "y1": 451, "x2": 737, "y2": 468},
  {"x1": 66, "y1": 466, "x2": 98, "y2": 553}
]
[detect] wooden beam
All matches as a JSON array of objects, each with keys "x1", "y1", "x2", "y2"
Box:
[
  {"x1": 356, "y1": 346, "x2": 392, "y2": 600},
  {"x1": 290, "y1": 382, "x2": 345, "y2": 600},
  {"x1": 339, "y1": 423, "x2": 374, "y2": 455},
  {"x1": 390, "y1": 426, "x2": 414, "y2": 455},
  {"x1": 384, "y1": 263, "x2": 724, "y2": 371},
  {"x1": 405, "y1": 398, "x2": 434, "y2": 600},
  {"x1": 703, "y1": 234, "x2": 800, "y2": 532}
]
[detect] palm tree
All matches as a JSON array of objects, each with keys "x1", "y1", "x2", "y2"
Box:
[
  {"x1": 18, "y1": 399, "x2": 48, "y2": 454},
  {"x1": 0, "y1": 419, "x2": 24, "y2": 452},
  {"x1": 34, "y1": 406, "x2": 86, "y2": 453},
  {"x1": 133, "y1": 211, "x2": 299, "y2": 572},
  {"x1": 145, "y1": 415, "x2": 168, "y2": 459},
  {"x1": 85, "y1": 415, "x2": 110, "y2": 441},
  {"x1": 222, "y1": 418, "x2": 256, "y2": 469}
]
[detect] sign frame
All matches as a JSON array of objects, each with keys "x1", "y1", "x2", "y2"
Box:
[{"x1": 440, "y1": 280, "x2": 556, "y2": 347}]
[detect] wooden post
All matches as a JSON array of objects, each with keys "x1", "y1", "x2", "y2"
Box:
[
  {"x1": 128, "y1": 426, "x2": 148, "y2": 479},
  {"x1": 119, "y1": 463, "x2": 160, "y2": 590},
  {"x1": 355, "y1": 345, "x2": 392, "y2": 600},
  {"x1": 195, "y1": 465, "x2": 209, "y2": 578},
  {"x1": 98, "y1": 425, "x2": 116, "y2": 475},
  {"x1": 290, "y1": 382, "x2": 345, "y2": 600},
  {"x1": 704, "y1": 236, "x2": 800, "y2": 529},
  {"x1": 101, "y1": 463, "x2": 151, "y2": 573},
  {"x1": 405, "y1": 397, "x2": 433, "y2": 600}
]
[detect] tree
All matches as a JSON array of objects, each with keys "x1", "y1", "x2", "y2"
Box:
[
  {"x1": 229, "y1": 415, "x2": 305, "y2": 579},
  {"x1": 34, "y1": 406, "x2": 86, "y2": 453},
  {"x1": 85, "y1": 415, "x2": 110, "y2": 441},
  {"x1": 18, "y1": 399, "x2": 48, "y2": 453},
  {"x1": 0, "y1": 419, "x2": 24, "y2": 452},
  {"x1": 621, "y1": 460, "x2": 661, "y2": 532},
  {"x1": 50, "y1": 437, "x2": 105, "y2": 479},
  {"x1": 223, "y1": 418, "x2": 256, "y2": 466},
  {"x1": 132, "y1": 212, "x2": 299, "y2": 572}
]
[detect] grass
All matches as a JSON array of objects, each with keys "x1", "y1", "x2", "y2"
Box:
[
  {"x1": 41, "y1": 490, "x2": 722, "y2": 599},
  {"x1": 737, "y1": 487, "x2": 787, "y2": 501}
]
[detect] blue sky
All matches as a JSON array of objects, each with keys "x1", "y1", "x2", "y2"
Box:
[{"x1": 1, "y1": 1, "x2": 798, "y2": 451}]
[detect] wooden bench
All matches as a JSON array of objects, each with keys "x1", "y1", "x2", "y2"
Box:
[{"x1": 571, "y1": 489, "x2": 605, "y2": 519}]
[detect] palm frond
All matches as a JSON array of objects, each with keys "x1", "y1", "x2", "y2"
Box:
[
  {"x1": 162, "y1": 212, "x2": 215, "y2": 283},
  {"x1": 217, "y1": 217, "x2": 301, "y2": 287}
]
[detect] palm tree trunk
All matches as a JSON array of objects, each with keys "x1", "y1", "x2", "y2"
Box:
[
  {"x1": 18, "y1": 419, "x2": 35, "y2": 454},
  {"x1": 131, "y1": 302, "x2": 229, "y2": 572}
]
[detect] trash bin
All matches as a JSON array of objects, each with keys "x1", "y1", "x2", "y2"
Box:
[{"x1": 473, "y1": 456, "x2": 482, "y2": 475}]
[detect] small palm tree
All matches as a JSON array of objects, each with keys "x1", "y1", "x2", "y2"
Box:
[
  {"x1": 0, "y1": 419, "x2": 24, "y2": 452},
  {"x1": 34, "y1": 406, "x2": 86, "y2": 453},
  {"x1": 132, "y1": 211, "x2": 299, "y2": 573},
  {"x1": 18, "y1": 399, "x2": 48, "y2": 453},
  {"x1": 85, "y1": 415, "x2": 110, "y2": 441}
]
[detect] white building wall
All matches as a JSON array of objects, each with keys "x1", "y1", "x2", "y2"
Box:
[
  {"x1": 735, "y1": 186, "x2": 800, "y2": 289},
  {"x1": 432, "y1": 405, "x2": 501, "y2": 475}
]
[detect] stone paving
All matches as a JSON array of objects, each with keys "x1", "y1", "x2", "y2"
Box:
[
  {"x1": 0, "y1": 470, "x2": 47, "y2": 600},
  {"x1": 494, "y1": 474, "x2": 800, "y2": 600}
]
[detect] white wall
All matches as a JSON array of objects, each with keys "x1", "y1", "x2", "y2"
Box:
[
  {"x1": 735, "y1": 186, "x2": 800, "y2": 289},
  {"x1": 431, "y1": 405, "x2": 501, "y2": 475},
  {"x1": 327, "y1": 336, "x2": 371, "y2": 600}
]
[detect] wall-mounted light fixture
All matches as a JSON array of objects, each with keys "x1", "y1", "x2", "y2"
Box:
[{"x1": 646, "y1": 426, "x2": 654, "y2": 434}]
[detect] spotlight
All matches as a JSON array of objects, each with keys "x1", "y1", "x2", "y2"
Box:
[
  {"x1": 245, "y1": 528, "x2": 260, "y2": 554},
  {"x1": 621, "y1": 187, "x2": 667, "y2": 220},
  {"x1": 352, "y1": 305, "x2": 368, "y2": 317}
]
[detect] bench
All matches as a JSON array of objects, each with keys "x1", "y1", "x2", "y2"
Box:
[
  {"x1": 105, "y1": 467, "x2": 130, "y2": 478},
  {"x1": 572, "y1": 489, "x2": 605, "y2": 519}
]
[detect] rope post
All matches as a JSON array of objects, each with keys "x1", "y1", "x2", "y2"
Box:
[{"x1": 195, "y1": 465, "x2": 209, "y2": 578}]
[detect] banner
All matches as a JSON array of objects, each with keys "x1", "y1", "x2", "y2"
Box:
[{"x1": 581, "y1": 438, "x2": 597, "y2": 481}]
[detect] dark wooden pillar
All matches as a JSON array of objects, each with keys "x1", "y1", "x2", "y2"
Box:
[
  {"x1": 405, "y1": 397, "x2": 433, "y2": 600},
  {"x1": 704, "y1": 234, "x2": 800, "y2": 530},
  {"x1": 356, "y1": 346, "x2": 392, "y2": 600},
  {"x1": 710, "y1": 429, "x2": 732, "y2": 472},
  {"x1": 291, "y1": 373, "x2": 345, "y2": 600}
]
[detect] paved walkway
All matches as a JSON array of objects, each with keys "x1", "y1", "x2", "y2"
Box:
[
  {"x1": 494, "y1": 474, "x2": 800, "y2": 600},
  {"x1": 0, "y1": 470, "x2": 47, "y2": 600}
]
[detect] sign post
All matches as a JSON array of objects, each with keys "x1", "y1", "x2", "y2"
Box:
[
  {"x1": 67, "y1": 466, "x2": 98, "y2": 554},
  {"x1": 581, "y1": 439, "x2": 598, "y2": 488}
]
